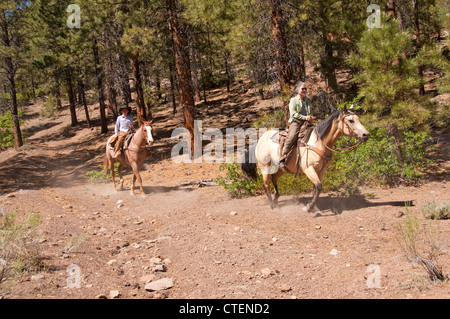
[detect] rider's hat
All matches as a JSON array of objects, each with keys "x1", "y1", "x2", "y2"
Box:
[{"x1": 119, "y1": 105, "x2": 131, "y2": 113}]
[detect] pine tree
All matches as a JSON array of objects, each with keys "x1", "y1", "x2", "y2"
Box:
[
  {"x1": 348, "y1": 15, "x2": 435, "y2": 131},
  {"x1": 0, "y1": 0, "x2": 28, "y2": 147}
]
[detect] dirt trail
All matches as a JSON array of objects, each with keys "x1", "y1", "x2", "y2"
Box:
[{"x1": 0, "y1": 88, "x2": 449, "y2": 300}]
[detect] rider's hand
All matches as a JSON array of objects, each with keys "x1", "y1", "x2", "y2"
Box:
[{"x1": 306, "y1": 115, "x2": 314, "y2": 122}]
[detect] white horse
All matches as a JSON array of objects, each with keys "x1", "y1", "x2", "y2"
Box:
[{"x1": 241, "y1": 109, "x2": 369, "y2": 212}]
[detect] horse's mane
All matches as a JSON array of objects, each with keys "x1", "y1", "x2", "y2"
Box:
[{"x1": 315, "y1": 110, "x2": 342, "y2": 140}]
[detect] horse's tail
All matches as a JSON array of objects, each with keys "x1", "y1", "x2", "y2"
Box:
[{"x1": 241, "y1": 143, "x2": 258, "y2": 181}]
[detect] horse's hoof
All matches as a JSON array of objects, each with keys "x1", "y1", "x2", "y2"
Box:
[
  {"x1": 270, "y1": 203, "x2": 280, "y2": 211},
  {"x1": 303, "y1": 204, "x2": 320, "y2": 214}
]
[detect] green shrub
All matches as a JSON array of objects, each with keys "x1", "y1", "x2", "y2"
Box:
[
  {"x1": 86, "y1": 163, "x2": 120, "y2": 183},
  {"x1": 322, "y1": 128, "x2": 433, "y2": 194},
  {"x1": 0, "y1": 111, "x2": 25, "y2": 149},
  {"x1": 40, "y1": 95, "x2": 58, "y2": 118},
  {"x1": 216, "y1": 162, "x2": 261, "y2": 198},
  {"x1": 422, "y1": 200, "x2": 450, "y2": 220},
  {"x1": 0, "y1": 211, "x2": 43, "y2": 281}
]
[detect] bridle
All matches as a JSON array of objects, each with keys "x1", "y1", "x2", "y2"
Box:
[
  {"x1": 130, "y1": 122, "x2": 153, "y2": 151},
  {"x1": 322, "y1": 111, "x2": 363, "y2": 155}
]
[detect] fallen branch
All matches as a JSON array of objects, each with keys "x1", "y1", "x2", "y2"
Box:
[{"x1": 179, "y1": 179, "x2": 219, "y2": 187}]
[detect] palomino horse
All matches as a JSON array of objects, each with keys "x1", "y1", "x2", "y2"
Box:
[
  {"x1": 241, "y1": 109, "x2": 369, "y2": 212},
  {"x1": 104, "y1": 120, "x2": 154, "y2": 195}
]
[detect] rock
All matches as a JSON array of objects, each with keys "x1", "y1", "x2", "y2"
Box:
[
  {"x1": 330, "y1": 249, "x2": 340, "y2": 256},
  {"x1": 280, "y1": 284, "x2": 292, "y2": 292},
  {"x1": 230, "y1": 211, "x2": 237, "y2": 216},
  {"x1": 139, "y1": 274, "x2": 157, "y2": 284},
  {"x1": 109, "y1": 290, "x2": 121, "y2": 299},
  {"x1": 260, "y1": 268, "x2": 272, "y2": 277},
  {"x1": 144, "y1": 278, "x2": 174, "y2": 291},
  {"x1": 149, "y1": 257, "x2": 162, "y2": 265},
  {"x1": 152, "y1": 264, "x2": 166, "y2": 272},
  {"x1": 107, "y1": 259, "x2": 117, "y2": 265},
  {"x1": 31, "y1": 274, "x2": 45, "y2": 280},
  {"x1": 96, "y1": 294, "x2": 108, "y2": 299},
  {"x1": 394, "y1": 211, "x2": 404, "y2": 218}
]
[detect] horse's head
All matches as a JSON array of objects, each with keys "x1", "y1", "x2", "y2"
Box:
[
  {"x1": 143, "y1": 120, "x2": 154, "y2": 146},
  {"x1": 339, "y1": 109, "x2": 369, "y2": 141}
]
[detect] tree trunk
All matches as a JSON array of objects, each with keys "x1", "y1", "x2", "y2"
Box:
[
  {"x1": 66, "y1": 71, "x2": 78, "y2": 126},
  {"x1": 224, "y1": 51, "x2": 231, "y2": 93},
  {"x1": 388, "y1": 123, "x2": 404, "y2": 166},
  {"x1": 169, "y1": 61, "x2": 177, "y2": 114},
  {"x1": 269, "y1": 0, "x2": 292, "y2": 127},
  {"x1": 269, "y1": 0, "x2": 291, "y2": 92},
  {"x1": 188, "y1": 31, "x2": 202, "y2": 101},
  {"x1": 0, "y1": 10, "x2": 22, "y2": 147},
  {"x1": 167, "y1": 0, "x2": 196, "y2": 158},
  {"x1": 93, "y1": 38, "x2": 108, "y2": 134},
  {"x1": 102, "y1": 32, "x2": 118, "y2": 119},
  {"x1": 413, "y1": 0, "x2": 425, "y2": 95},
  {"x1": 132, "y1": 55, "x2": 149, "y2": 125},
  {"x1": 8, "y1": 67, "x2": 23, "y2": 148},
  {"x1": 322, "y1": 32, "x2": 338, "y2": 92},
  {"x1": 79, "y1": 78, "x2": 91, "y2": 128}
]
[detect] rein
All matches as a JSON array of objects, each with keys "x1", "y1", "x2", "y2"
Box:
[
  {"x1": 313, "y1": 111, "x2": 363, "y2": 157},
  {"x1": 128, "y1": 126, "x2": 150, "y2": 152}
]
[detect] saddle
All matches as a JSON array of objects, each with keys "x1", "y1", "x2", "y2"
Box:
[
  {"x1": 271, "y1": 121, "x2": 314, "y2": 156},
  {"x1": 108, "y1": 133, "x2": 133, "y2": 150}
]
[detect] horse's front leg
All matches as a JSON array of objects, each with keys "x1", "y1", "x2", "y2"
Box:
[
  {"x1": 302, "y1": 166, "x2": 322, "y2": 213},
  {"x1": 118, "y1": 163, "x2": 125, "y2": 191},
  {"x1": 130, "y1": 163, "x2": 145, "y2": 196},
  {"x1": 109, "y1": 159, "x2": 117, "y2": 191}
]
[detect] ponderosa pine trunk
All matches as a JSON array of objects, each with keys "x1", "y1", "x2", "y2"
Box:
[
  {"x1": 166, "y1": 0, "x2": 196, "y2": 158},
  {"x1": 66, "y1": 71, "x2": 78, "y2": 126},
  {"x1": 92, "y1": 37, "x2": 108, "y2": 134},
  {"x1": 269, "y1": 0, "x2": 292, "y2": 126},
  {"x1": 413, "y1": 0, "x2": 425, "y2": 95},
  {"x1": 132, "y1": 55, "x2": 149, "y2": 125},
  {"x1": 0, "y1": 9, "x2": 22, "y2": 147}
]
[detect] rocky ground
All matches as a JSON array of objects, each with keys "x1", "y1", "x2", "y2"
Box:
[{"x1": 0, "y1": 83, "x2": 449, "y2": 302}]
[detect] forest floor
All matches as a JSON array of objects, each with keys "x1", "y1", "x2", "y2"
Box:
[{"x1": 0, "y1": 80, "x2": 449, "y2": 300}]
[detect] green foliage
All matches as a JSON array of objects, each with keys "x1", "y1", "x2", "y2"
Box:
[
  {"x1": 40, "y1": 95, "x2": 58, "y2": 117},
  {"x1": 0, "y1": 111, "x2": 24, "y2": 149},
  {"x1": 86, "y1": 163, "x2": 119, "y2": 183},
  {"x1": 323, "y1": 128, "x2": 433, "y2": 193},
  {"x1": 348, "y1": 15, "x2": 437, "y2": 132},
  {"x1": 215, "y1": 162, "x2": 261, "y2": 198},
  {"x1": 422, "y1": 200, "x2": 450, "y2": 220},
  {"x1": 0, "y1": 211, "x2": 43, "y2": 282}
]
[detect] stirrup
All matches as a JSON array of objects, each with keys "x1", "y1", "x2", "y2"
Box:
[{"x1": 279, "y1": 154, "x2": 287, "y2": 168}]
